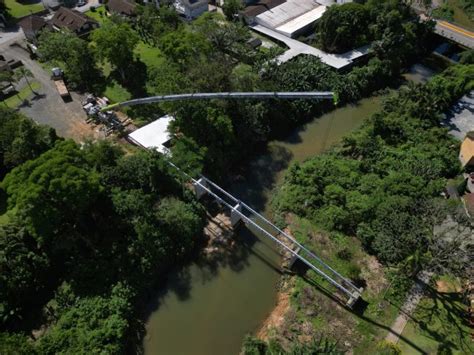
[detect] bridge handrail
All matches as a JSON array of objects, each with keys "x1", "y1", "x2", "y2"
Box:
[
  {"x1": 201, "y1": 176, "x2": 360, "y2": 293},
  {"x1": 101, "y1": 92, "x2": 334, "y2": 111}
]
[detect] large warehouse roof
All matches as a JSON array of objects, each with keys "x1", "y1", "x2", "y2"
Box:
[{"x1": 275, "y1": 5, "x2": 326, "y2": 37}]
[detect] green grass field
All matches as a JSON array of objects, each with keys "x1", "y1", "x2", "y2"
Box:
[
  {"x1": 1, "y1": 81, "x2": 41, "y2": 108},
  {"x1": 84, "y1": 5, "x2": 107, "y2": 24},
  {"x1": 5, "y1": 0, "x2": 44, "y2": 19},
  {"x1": 398, "y1": 276, "x2": 473, "y2": 354}
]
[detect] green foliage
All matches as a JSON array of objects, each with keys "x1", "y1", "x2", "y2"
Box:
[
  {"x1": 0, "y1": 220, "x2": 50, "y2": 325},
  {"x1": 38, "y1": 30, "x2": 101, "y2": 90},
  {"x1": 2, "y1": 140, "x2": 102, "y2": 243},
  {"x1": 317, "y1": 3, "x2": 370, "y2": 53},
  {"x1": 241, "y1": 335, "x2": 341, "y2": 354},
  {"x1": 0, "y1": 332, "x2": 36, "y2": 354},
  {"x1": 92, "y1": 21, "x2": 139, "y2": 81},
  {"x1": 0, "y1": 139, "x2": 205, "y2": 348},
  {"x1": 375, "y1": 340, "x2": 401, "y2": 355},
  {"x1": 222, "y1": 0, "x2": 243, "y2": 21},
  {"x1": 274, "y1": 65, "x2": 474, "y2": 265},
  {"x1": 317, "y1": 0, "x2": 432, "y2": 62},
  {"x1": 432, "y1": 3, "x2": 455, "y2": 22},
  {"x1": 460, "y1": 49, "x2": 474, "y2": 64},
  {"x1": 0, "y1": 107, "x2": 58, "y2": 178},
  {"x1": 38, "y1": 283, "x2": 134, "y2": 354}
]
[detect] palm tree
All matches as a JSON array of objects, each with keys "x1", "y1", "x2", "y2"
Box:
[
  {"x1": 13, "y1": 67, "x2": 37, "y2": 95},
  {"x1": 0, "y1": 71, "x2": 13, "y2": 107}
]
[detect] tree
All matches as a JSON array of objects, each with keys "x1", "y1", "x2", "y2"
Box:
[
  {"x1": 1, "y1": 140, "x2": 103, "y2": 245},
  {"x1": 317, "y1": 3, "x2": 370, "y2": 53},
  {"x1": 222, "y1": 0, "x2": 243, "y2": 21},
  {"x1": 0, "y1": 107, "x2": 58, "y2": 176},
  {"x1": 38, "y1": 30, "x2": 101, "y2": 89},
  {"x1": 13, "y1": 67, "x2": 36, "y2": 95},
  {"x1": 0, "y1": 220, "x2": 51, "y2": 326},
  {"x1": 38, "y1": 283, "x2": 134, "y2": 354},
  {"x1": 91, "y1": 21, "x2": 139, "y2": 82}
]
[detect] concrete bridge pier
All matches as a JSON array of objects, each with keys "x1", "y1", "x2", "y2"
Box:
[{"x1": 231, "y1": 203, "x2": 243, "y2": 227}]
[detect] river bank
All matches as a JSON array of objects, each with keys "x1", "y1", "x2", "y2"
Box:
[
  {"x1": 142, "y1": 60, "x2": 442, "y2": 354},
  {"x1": 142, "y1": 93, "x2": 386, "y2": 355}
]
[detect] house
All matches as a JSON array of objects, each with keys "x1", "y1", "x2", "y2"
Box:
[
  {"x1": 106, "y1": 0, "x2": 137, "y2": 17},
  {"x1": 18, "y1": 15, "x2": 49, "y2": 44},
  {"x1": 173, "y1": 0, "x2": 209, "y2": 20},
  {"x1": 459, "y1": 132, "x2": 474, "y2": 169},
  {"x1": 50, "y1": 7, "x2": 98, "y2": 36}
]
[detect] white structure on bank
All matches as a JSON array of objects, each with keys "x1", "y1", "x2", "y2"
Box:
[
  {"x1": 244, "y1": 0, "x2": 331, "y2": 38},
  {"x1": 173, "y1": 0, "x2": 209, "y2": 19},
  {"x1": 128, "y1": 115, "x2": 174, "y2": 154}
]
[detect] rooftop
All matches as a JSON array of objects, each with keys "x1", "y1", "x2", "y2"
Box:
[
  {"x1": 50, "y1": 6, "x2": 97, "y2": 32},
  {"x1": 128, "y1": 115, "x2": 174, "y2": 154},
  {"x1": 107, "y1": 0, "x2": 137, "y2": 16},
  {"x1": 243, "y1": 0, "x2": 286, "y2": 18}
]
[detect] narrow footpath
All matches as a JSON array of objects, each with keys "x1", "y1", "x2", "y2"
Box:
[{"x1": 385, "y1": 270, "x2": 433, "y2": 344}]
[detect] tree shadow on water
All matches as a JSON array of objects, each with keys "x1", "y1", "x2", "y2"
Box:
[{"x1": 228, "y1": 145, "x2": 293, "y2": 212}]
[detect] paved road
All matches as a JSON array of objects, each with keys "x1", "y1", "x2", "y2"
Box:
[
  {"x1": 435, "y1": 20, "x2": 474, "y2": 49},
  {"x1": 385, "y1": 270, "x2": 433, "y2": 345},
  {"x1": 1, "y1": 43, "x2": 100, "y2": 141},
  {"x1": 250, "y1": 24, "x2": 370, "y2": 69},
  {"x1": 0, "y1": 26, "x2": 24, "y2": 46}
]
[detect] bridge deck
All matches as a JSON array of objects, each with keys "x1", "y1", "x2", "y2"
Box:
[{"x1": 188, "y1": 171, "x2": 363, "y2": 307}]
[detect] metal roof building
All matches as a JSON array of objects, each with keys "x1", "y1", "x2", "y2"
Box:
[{"x1": 128, "y1": 115, "x2": 174, "y2": 154}]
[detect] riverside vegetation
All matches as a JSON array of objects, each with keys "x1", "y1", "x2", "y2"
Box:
[
  {"x1": 244, "y1": 64, "x2": 474, "y2": 354},
  {"x1": 0, "y1": 1, "x2": 464, "y2": 353}
]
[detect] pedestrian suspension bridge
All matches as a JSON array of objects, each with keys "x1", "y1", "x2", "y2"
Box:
[{"x1": 122, "y1": 91, "x2": 361, "y2": 307}]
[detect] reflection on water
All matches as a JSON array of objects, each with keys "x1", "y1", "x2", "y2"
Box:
[{"x1": 144, "y1": 95, "x2": 390, "y2": 355}]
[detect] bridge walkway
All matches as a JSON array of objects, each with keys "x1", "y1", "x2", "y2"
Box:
[{"x1": 178, "y1": 168, "x2": 363, "y2": 308}]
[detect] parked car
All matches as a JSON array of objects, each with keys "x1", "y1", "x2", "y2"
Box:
[{"x1": 77, "y1": 0, "x2": 87, "y2": 7}]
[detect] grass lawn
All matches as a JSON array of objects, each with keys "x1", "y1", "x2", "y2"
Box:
[
  {"x1": 104, "y1": 80, "x2": 131, "y2": 104},
  {"x1": 84, "y1": 5, "x2": 107, "y2": 24},
  {"x1": 398, "y1": 276, "x2": 473, "y2": 354},
  {"x1": 135, "y1": 42, "x2": 166, "y2": 71},
  {"x1": 5, "y1": 0, "x2": 44, "y2": 19},
  {"x1": 1, "y1": 81, "x2": 41, "y2": 108},
  {"x1": 447, "y1": 0, "x2": 474, "y2": 31}
]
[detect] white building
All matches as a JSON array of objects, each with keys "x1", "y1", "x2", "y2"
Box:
[
  {"x1": 174, "y1": 0, "x2": 209, "y2": 19},
  {"x1": 244, "y1": 0, "x2": 331, "y2": 38},
  {"x1": 128, "y1": 115, "x2": 174, "y2": 155}
]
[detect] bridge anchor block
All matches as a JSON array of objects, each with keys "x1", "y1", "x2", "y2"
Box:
[{"x1": 193, "y1": 178, "x2": 208, "y2": 199}]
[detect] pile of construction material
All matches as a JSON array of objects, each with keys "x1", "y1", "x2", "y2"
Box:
[{"x1": 82, "y1": 94, "x2": 132, "y2": 136}]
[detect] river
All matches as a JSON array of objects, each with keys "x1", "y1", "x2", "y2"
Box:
[{"x1": 143, "y1": 65, "x2": 434, "y2": 355}]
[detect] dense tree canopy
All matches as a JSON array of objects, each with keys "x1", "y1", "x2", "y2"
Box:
[
  {"x1": 0, "y1": 108, "x2": 58, "y2": 178},
  {"x1": 0, "y1": 137, "x2": 205, "y2": 350},
  {"x1": 274, "y1": 64, "x2": 474, "y2": 264}
]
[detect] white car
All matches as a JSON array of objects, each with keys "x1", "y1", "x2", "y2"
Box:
[{"x1": 77, "y1": 0, "x2": 87, "y2": 6}]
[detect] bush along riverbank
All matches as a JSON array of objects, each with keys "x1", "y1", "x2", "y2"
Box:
[{"x1": 242, "y1": 64, "x2": 474, "y2": 354}]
